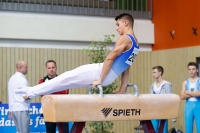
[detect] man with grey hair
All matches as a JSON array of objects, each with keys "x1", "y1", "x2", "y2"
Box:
[{"x1": 8, "y1": 61, "x2": 30, "y2": 133}]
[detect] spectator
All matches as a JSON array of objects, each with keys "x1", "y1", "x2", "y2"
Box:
[
  {"x1": 40, "y1": 60, "x2": 69, "y2": 133},
  {"x1": 180, "y1": 62, "x2": 200, "y2": 133},
  {"x1": 8, "y1": 60, "x2": 30, "y2": 133},
  {"x1": 150, "y1": 66, "x2": 172, "y2": 133}
]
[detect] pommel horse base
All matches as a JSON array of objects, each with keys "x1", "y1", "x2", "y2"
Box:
[{"x1": 41, "y1": 85, "x2": 181, "y2": 133}]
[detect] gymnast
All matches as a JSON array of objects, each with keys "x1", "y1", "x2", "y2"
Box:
[{"x1": 16, "y1": 13, "x2": 139, "y2": 99}]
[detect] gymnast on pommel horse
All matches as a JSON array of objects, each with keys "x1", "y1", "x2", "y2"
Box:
[
  {"x1": 16, "y1": 13, "x2": 140, "y2": 98},
  {"x1": 16, "y1": 13, "x2": 179, "y2": 133}
]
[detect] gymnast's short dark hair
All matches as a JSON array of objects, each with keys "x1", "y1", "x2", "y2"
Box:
[{"x1": 115, "y1": 13, "x2": 134, "y2": 27}]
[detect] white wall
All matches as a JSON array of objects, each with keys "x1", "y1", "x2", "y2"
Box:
[
  {"x1": 0, "y1": 39, "x2": 152, "y2": 51},
  {"x1": 0, "y1": 11, "x2": 154, "y2": 51}
]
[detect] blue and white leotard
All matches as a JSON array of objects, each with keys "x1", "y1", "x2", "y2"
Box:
[
  {"x1": 102, "y1": 34, "x2": 139, "y2": 86},
  {"x1": 184, "y1": 78, "x2": 200, "y2": 133},
  {"x1": 112, "y1": 34, "x2": 139, "y2": 76}
]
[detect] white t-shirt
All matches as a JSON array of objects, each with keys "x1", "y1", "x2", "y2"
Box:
[
  {"x1": 8, "y1": 72, "x2": 30, "y2": 111},
  {"x1": 153, "y1": 80, "x2": 168, "y2": 94},
  {"x1": 188, "y1": 79, "x2": 198, "y2": 101}
]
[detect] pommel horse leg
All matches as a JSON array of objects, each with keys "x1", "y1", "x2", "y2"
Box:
[
  {"x1": 70, "y1": 122, "x2": 86, "y2": 133},
  {"x1": 56, "y1": 122, "x2": 85, "y2": 133},
  {"x1": 140, "y1": 120, "x2": 166, "y2": 133},
  {"x1": 57, "y1": 123, "x2": 69, "y2": 133}
]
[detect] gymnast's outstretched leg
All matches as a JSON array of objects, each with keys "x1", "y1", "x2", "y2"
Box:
[{"x1": 16, "y1": 63, "x2": 117, "y2": 98}]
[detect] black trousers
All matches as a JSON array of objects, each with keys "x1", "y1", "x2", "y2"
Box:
[
  {"x1": 45, "y1": 121, "x2": 69, "y2": 133},
  {"x1": 41, "y1": 113, "x2": 69, "y2": 133}
]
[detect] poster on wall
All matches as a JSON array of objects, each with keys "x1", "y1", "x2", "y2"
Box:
[{"x1": 0, "y1": 103, "x2": 72, "y2": 133}]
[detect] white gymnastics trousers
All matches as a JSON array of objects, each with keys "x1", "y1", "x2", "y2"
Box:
[{"x1": 18, "y1": 63, "x2": 118, "y2": 98}]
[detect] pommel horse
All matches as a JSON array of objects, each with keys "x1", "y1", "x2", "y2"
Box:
[{"x1": 41, "y1": 84, "x2": 181, "y2": 133}]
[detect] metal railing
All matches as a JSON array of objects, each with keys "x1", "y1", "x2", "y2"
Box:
[{"x1": 0, "y1": 0, "x2": 152, "y2": 19}]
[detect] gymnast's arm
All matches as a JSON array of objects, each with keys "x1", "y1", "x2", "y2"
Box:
[
  {"x1": 113, "y1": 66, "x2": 130, "y2": 94},
  {"x1": 184, "y1": 90, "x2": 200, "y2": 97},
  {"x1": 92, "y1": 36, "x2": 128, "y2": 88},
  {"x1": 180, "y1": 81, "x2": 192, "y2": 100}
]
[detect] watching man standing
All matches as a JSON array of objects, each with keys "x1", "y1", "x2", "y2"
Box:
[
  {"x1": 40, "y1": 60, "x2": 69, "y2": 133},
  {"x1": 150, "y1": 66, "x2": 172, "y2": 133},
  {"x1": 8, "y1": 60, "x2": 30, "y2": 133},
  {"x1": 181, "y1": 62, "x2": 200, "y2": 133}
]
